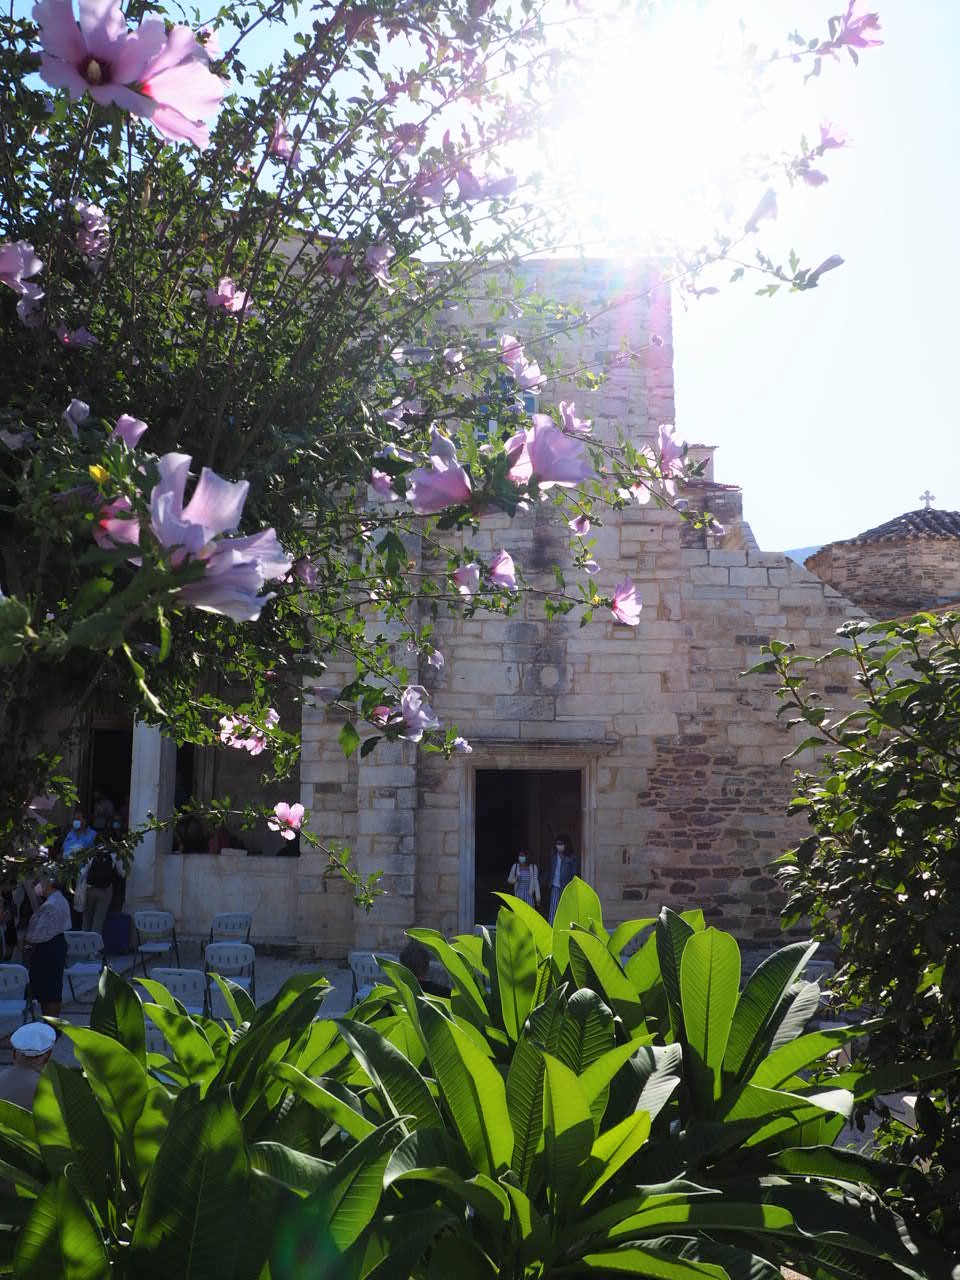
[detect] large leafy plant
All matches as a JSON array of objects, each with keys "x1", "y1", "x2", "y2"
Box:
[{"x1": 0, "y1": 887, "x2": 954, "y2": 1278}]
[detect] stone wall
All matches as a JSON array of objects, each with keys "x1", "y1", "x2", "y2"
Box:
[{"x1": 806, "y1": 538, "x2": 960, "y2": 618}]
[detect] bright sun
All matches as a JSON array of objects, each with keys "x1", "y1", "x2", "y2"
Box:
[{"x1": 542, "y1": 1, "x2": 813, "y2": 253}]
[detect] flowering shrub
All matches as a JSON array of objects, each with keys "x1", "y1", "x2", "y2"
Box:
[{"x1": 0, "y1": 0, "x2": 877, "y2": 890}]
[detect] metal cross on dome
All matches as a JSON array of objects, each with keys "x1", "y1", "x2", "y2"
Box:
[{"x1": 919, "y1": 489, "x2": 936, "y2": 509}]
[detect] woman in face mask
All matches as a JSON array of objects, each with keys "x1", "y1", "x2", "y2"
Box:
[
  {"x1": 507, "y1": 850, "x2": 541, "y2": 909},
  {"x1": 23, "y1": 868, "x2": 71, "y2": 1017},
  {"x1": 61, "y1": 809, "x2": 96, "y2": 860},
  {"x1": 547, "y1": 833, "x2": 578, "y2": 924}
]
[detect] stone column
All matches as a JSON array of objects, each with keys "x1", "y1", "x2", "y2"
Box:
[{"x1": 126, "y1": 722, "x2": 177, "y2": 907}]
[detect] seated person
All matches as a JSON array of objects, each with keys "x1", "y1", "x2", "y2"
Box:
[{"x1": 0, "y1": 1023, "x2": 56, "y2": 1109}]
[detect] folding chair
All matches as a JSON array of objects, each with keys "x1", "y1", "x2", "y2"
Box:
[
  {"x1": 347, "y1": 950, "x2": 399, "y2": 1002},
  {"x1": 134, "y1": 911, "x2": 180, "y2": 975},
  {"x1": 204, "y1": 942, "x2": 256, "y2": 1007},
  {"x1": 63, "y1": 931, "x2": 104, "y2": 1002},
  {"x1": 203, "y1": 912, "x2": 253, "y2": 955},
  {"x1": 0, "y1": 965, "x2": 34, "y2": 1024},
  {"x1": 145, "y1": 967, "x2": 206, "y2": 1017}
]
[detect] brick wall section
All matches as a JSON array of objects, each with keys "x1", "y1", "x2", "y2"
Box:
[{"x1": 806, "y1": 538, "x2": 960, "y2": 618}]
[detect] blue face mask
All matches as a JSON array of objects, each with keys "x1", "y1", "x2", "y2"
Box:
[
  {"x1": 112, "y1": 820, "x2": 121, "y2": 830},
  {"x1": 72, "y1": 819, "x2": 82, "y2": 831}
]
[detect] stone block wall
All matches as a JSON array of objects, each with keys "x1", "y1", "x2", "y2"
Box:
[{"x1": 806, "y1": 538, "x2": 960, "y2": 618}]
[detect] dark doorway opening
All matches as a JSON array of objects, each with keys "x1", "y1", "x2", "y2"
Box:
[
  {"x1": 474, "y1": 769, "x2": 582, "y2": 926},
  {"x1": 84, "y1": 722, "x2": 133, "y2": 824}
]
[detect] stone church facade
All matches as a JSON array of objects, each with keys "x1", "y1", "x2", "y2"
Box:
[{"x1": 124, "y1": 258, "x2": 960, "y2": 954}]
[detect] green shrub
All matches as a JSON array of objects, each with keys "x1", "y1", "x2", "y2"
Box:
[{"x1": 0, "y1": 887, "x2": 954, "y2": 1278}]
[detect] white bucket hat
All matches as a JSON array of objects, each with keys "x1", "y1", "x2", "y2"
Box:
[{"x1": 10, "y1": 1024, "x2": 56, "y2": 1057}]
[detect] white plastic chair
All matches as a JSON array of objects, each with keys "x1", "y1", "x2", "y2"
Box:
[
  {"x1": 347, "y1": 950, "x2": 399, "y2": 1001},
  {"x1": 0, "y1": 965, "x2": 33, "y2": 1024},
  {"x1": 205, "y1": 912, "x2": 253, "y2": 950},
  {"x1": 63, "y1": 931, "x2": 104, "y2": 1002},
  {"x1": 147, "y1": 967, "x2": 206, "y2": 1017},
  {"x1": 204, "y1": 942, "x2": 256, "y2": 1005},
  {"x1": 134, "y1": 911, "x2": 180, "y2": 974}
]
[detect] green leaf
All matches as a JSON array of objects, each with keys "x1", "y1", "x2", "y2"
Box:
[
  {"x1": 724, "y1": 942, "x2": 818, "y2": 1082},
  {"x1": 635, "y1": 1043, "x2": 683, "y2": 1123},
  {"x1": 542, "y1": 1055, "x2": 594, "y2": 1216},
  {"x1": 209, "y1": 973, "x2": 256, "y2": 1026},
  {"x1": 748, "y1": 1021, "x2": 878, "y2": 1090},
  {"x1": 335, "y1": 1017, "x2": 442, "y2": 1133},
  {"x1": 14, "y1": 1175, "x2": 109, "y2": 1279},
  {"x1": 552, "y1": 877, "x2": 603, "y2": 972},
  {"x1": 580, "y1": 1245, "x2": 726, "y2": 1277},
  {"x1": 292, "y1": 1118, "x2": 402, "y2": 1251},
  {"x1": 90, "y1": 967, "x2": 146, "y2": 1065},
  {"x1": 557, "y1": 989, "x2": 615, "y2": 1076},
  {"x1": 580, "y1": 1110, "x2": 651, "y2": 1202},
  {"x1": 339, "y1": 722, "x2": 360, "y2": 757},
  {"x1": 143, "y1": 1004, "x2": 219, "y2": 1085},
  {"x1": 272, "y1": 1062, "x2": 375, "y2": 1141},
  {"x1": 609, "y1": 918, "x2": 656, "y2": 960},
  {"x1": 250, "y1": 1141, "x2": 333, "y2": 1194},
  {"x1": 420, "y1": 1002, "x2": 513, "y2": 1177},
  {"x1": 655, "y1": 908, "x2": 695, "y2": 1042},
  {"x1": 568, "y1": 930, "x2": 648, "y2": 1035},
  {"x1": 406, "y1": 929, "x2": 487, "y2": 1025},
  {"x1": 58, "y1": 1026, "x2": 148, "y2": 1173},
  {"x1": 494, "y1": 906, "x2": 537, "y2": 1041},
  {"x1": 680, "y1": 929, "x2": 741, "y2": 1112},
  {"x1": 129, "y1": 1089, "x2": 248, "y2": 1278},
  {"x1": 33, "y1": 1064, "x2": 113, "y2": 1213},
  {"x1": 493, "y1": 891, "x2": 553, "y2": 955}
]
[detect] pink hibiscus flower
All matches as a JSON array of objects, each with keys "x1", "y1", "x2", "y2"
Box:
[
  {"x1": 611, "y1": 578, "x2": 642, "y2": 626},
  {"x1": 268, "y1": 801, "x2": 304, "y2": 840},
  {"x1": 32, "y1": 0, "x2": 225, "y2": 148},
  {"x1": 0, "y1": 242, "x2": 43, "y2": 299},
  {"x1": 488, "y1": 549, "x2": 517, "y2": 590}
]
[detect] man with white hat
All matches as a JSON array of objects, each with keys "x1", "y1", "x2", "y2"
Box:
[{"x1": 0, "y1": 1023, "x2": 56, "y2": 1109}]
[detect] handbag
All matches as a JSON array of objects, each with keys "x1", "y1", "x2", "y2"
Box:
[{"x1": 73, "y1": 865, "x2": 88, "y2": 913}]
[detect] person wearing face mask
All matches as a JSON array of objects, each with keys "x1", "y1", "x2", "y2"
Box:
[
  {"x1": 507, "y1": 850, "x2": 541, "y2": 909},
  {"x1": 546, "y1": 833, "x2": 578, "y2": 924},
  {"x1": 23, "y1": 868, "x2": 71, "y2": 1017},
  {"x1": 61, "y1": 809, "x2": 96, "y2": 860}
]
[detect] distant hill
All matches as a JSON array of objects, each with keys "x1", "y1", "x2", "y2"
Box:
[{"x1": 784, "y1": 545, "x2": 821, "y2": 567}]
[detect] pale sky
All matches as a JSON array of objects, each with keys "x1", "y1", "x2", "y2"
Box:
[{"x1": 671, "y1": 0, "x2": 960, "y2": 551}]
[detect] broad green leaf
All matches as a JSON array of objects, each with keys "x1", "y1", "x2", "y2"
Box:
[
  {"x1": 542, "y1": 1055, "x2": 594, "y2": 1215},
  {"x1": 816, "y1": 1058, "x2": 958, "y2": 1104},
  {"x1": 33, "y1": 1064, "x2": 113, "y2": 1212},
  {"x1": 59, "y1": 1026, "x2": 148, "y2": 1173},
  {"x1": 680, "y1": 929, "x2": 741, "y2": 1111},
  {"x1": 335, "y1": 1017, "x2": 441, "y2": 1133},
  {"x1": 581, "y1": 1245, "x2": 726, "y2": 1277},
  {"x1": 143, "y1": 1004, "x2": 219, "y2": 1085},
  {"x1": 766, "y1": 981, "x2": 821, "y2": 1052},
  {"x1": 495, "y1": 906, "x2": 537, "y2": 1041},
  {"x1": 568, "y1": 929, "x2": 648, "y2": 1035},
  {"x1": 129, "y1": 1089, "x2": 248, "y2": 1277},
  {"x1": 209, "y1": 973, "x2": 256, "y2": 1027},
  {"x1": 608, "y1": 918, "x2": 657, "y2": 961},
  {"x1": 552, "y1": 877, "x2": 603, "y2": 972},
  {"x1": 635, "y1": 1043, "x2": 683, "y2": 1123},
  {"x1": 748, "y1": 1021, "x2": 878, "y2": 1090},
  {"x1": 386, "y1": 1164, "x2": 510, "y2": 1229},
  {"x1": 723, "y1": 942, "x2": 818, "y2": 1082},
  {"x1": 580, "y1": 1040, "x2": 654, "y2": 1125},
  {"x1": 557, "y1": 989, "x2": 615, "y2": 1076},
  {"x1": 420, "y1": 1002, "x2": 513, "y2": 1177},
  {"x1": 132, "y1": 1083, "x2": 175, "y2": 1184},
  {"x1": 580, "y1": 1110, "x2": 651, "y2": 1202},
  {"x1": 385, "y1": 1127, "x2": 472, "y2": 1183},
  {"x1": 272, "y1": 1061, "x2": 375, "y2": 1140},
  {"x1": 350, "y1": 1208, "x2": 457, "y2": 1280},
  {"x1": 493, "y1": 891, "x2": 553, "y2": 955},
  {"x1": 406, "y1": 929, "x2": 487, "y2": 1024},
  {"x1": 251, "y1": 1141, "x2": 333, "y2": 1194},
  {"x1": 14, "y1": 1175, "x2": 108, "y2": 1279},
  {"x1": 506, "y1": 989, "x2": 565, "y2": 1189},
  {"x1": 295, "y1": 1118, "x2": 402, "y2": 1250},
  {"x1": 609, "y1": 1196, "x2": 795, "y2": 1239},
  {"x1": 90, "y1": 967, "x2": 146, "y2": 1065},
  {"x1": 655, "y1": 908, "x2": 695, "y2": 1042}
]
